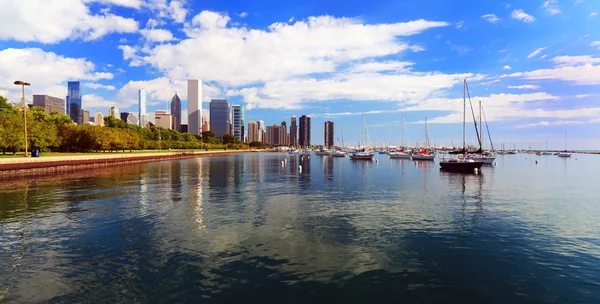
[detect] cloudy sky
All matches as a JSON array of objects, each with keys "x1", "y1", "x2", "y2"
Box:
[{"x1": 1, "y1": 0, "x2": 599, "y2": 149}]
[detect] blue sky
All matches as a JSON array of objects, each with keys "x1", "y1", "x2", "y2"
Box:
[{"x1": 1, "y1": 0, "x2": 599, "y2": 149}]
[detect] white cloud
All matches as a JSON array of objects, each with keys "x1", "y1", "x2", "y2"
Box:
[
  {"x1": 511, "y1": 9, "x2": 536, "y2": 23},
  {"x1": 591, "y1": 41, "x2": 600, "y2": 49},
  {"x1": 542, "y1": 0, "x2": 562, "y2": 15},
  {"x1": 0, "y1": 0, "x2": 138, "y2": 43},
  {"x1": 527, "y1": 47, "x2": 547, "y2": 59},
  {"x1": 456, "y1": 21, "x2": 465, "y2": 29},
  {"x1": 82, "y1": 94, "x2": 118, "y2": 108},
  {"x1": 503, "y1": 65, "x2": 511, "y2": 70},
  {"x1": 514, "y1": 120, "x2": 583, "y2": 128},
  {"x1": 481, "y1": 14, "x2": 500, "y2": 23},
  {"x1": 125, "y1": 11, "x2": 448, "y2": 86},
  {"x1": 349, "y1": 61, "x2": 414, "y2": 73},
  {"x1": 0, "y1": 48, "x2": 113, "y2": 103},
  {"x1": 146, "y1": 0, "x2": 188, "y2": 23},
  {"x1": 506, "y1": 64, "x2": 600, "y2": 85},
  {"x1": 84, "y1": 0, "x2": 143, "y2": 8},
  {"x1": 551, "y1": 55, "x2": 600, "y2": 66},
  {"x1": 83, "y1": 83, "x2": 116, "y2": 90},
  {"x1": 507, "y1": 85, "x2": 541, "y2": 89},
  {"x1": 238, "y1": 12, "x2": 248, "y2": 18},
  {"x1": 576, "y1": 94, "x2": 592, "y2": 98},
  {"x1": 591, "y1": 12, "x2": 598, "y2": 17},
  {"x1": 140, "y1": 28, "x2": 174, "y2": 42}
]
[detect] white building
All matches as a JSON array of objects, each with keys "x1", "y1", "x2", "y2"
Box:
[
  {"x1": 257, "y1": 120, "x2": 265, "y2": 143},
  {"x1": 187, "y1": 79, "x2": 202, "y2": 135},
  {"x1": 154, "y1": 110, "x2": 172, "y2": 129},
  {"x1": 94, "y1": 111, "x2": 104, "y2": 127},
  {"x1": 138, "y1": 89, "x2": 148, "y2": 127},
  {"x1": 109, "y1": 105, "x2": 119, "y2": 118}
]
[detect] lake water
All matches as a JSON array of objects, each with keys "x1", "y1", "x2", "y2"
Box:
[{"x1": 1, "y1": 153, "x2": 599, "y2": 303}]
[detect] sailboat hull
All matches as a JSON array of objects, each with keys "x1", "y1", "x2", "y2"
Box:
[
  {"x1": 412, "y1": 154, "x2": 436, "y2": 161},
  {"x1": 440, "y1": 160, "x2": 484, "y2": 172},
  {"x1": 389, "y1": 153, "x2": 411, "y2": 159},
  {"x1": 350, "y1": 154, "x2": 374, "y2": 160}
]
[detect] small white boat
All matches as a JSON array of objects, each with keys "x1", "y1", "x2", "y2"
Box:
[
  {"x1": 389, "y1": 151, "x2": 411, "y2": 159},
  {"x1": 412, "y1": 153, "x2": 436, "y2": 161},
  {"x1": 558, "y1": 151, "x2": 571, "y2": 158},
  {"x1": 288, "y1": 149, "x2": 299, "y2": 155},
  {"x1": 300, "y1": 149, "x2": 311, "y2": 156},
  {"x1": 350, "y1": 151, "x2": 375, "y2": 160},
  {"x1": 332, "y1": 150, "x2": 347, "y2": 157},
  {"x1": 314, "y1": 149, "x2": 332, "y2": 156}
]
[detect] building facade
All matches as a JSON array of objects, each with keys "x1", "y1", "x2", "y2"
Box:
[
  {"x1": 299, "y1": 115, "x2": 311, "y2": 147},
  {"x1": 82, "y1": 110, "x2": 90, "y2": 124},
  {"x1": 171, "y1": 93, "x2": 182, "y2": 132},
  {"x1": 231, "y1": 105, "x2": 245, "y2": 142},
  {"x1": 324, "y1": 121, "x2": 334, "y2": 148},
  {"x1": 120, "y1": 112, "x2": 139, "y2": 125},
  {"x1": 187, "y1": 79, "x2": 202, "y2": 135},
  {"x1": 290, "y1": 116, "x2": 297, "y2": 146},
  {"x1": 32, "y1": 95, "x2": 65, "y2": 114},
  {"x1": 201, "y1": 116, "x2": 210, "y2": 132},
  {"x1": 154, "y1": 110, "x2": 172, "y2": 129},
  {"x1": 139, "y1": 89, "x2": 148, "y2": 127},
  {"x1": 280, "y1": 121, "x2": 288, "y2": 145},
  {"x1": 109, "y1": 106, "x2": 119, "y2": 118},
  {"x1": 67, "y1": 81, "x2": 82, "y2": 124},
  {"x1": 257, "y1": 120, "x2": 264, "y2": 143},
  {"x1": 210, "y1": 99, "x2": 230, "y2": 138},
  {"x1": 247, "y1": 121, "x2": 259, "y2": 143},
  {"x1": 94, "y1": 111, "x2": 104, "y2": 127}
]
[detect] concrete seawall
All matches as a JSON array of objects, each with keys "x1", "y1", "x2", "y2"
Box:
[{"x1": 0, "y1": 150, "x2": 254, "y2": 174}]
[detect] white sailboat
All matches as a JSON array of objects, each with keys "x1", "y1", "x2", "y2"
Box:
[
  {"x1": 350, "y1": 115, "x2": 375, "y2": 160},
  {"x1": 389, "y1": 115, "x2": 411, "y2": 159},
  {"x1": 558, "y1": 131, "x2": 571, "y2": 157},
  {"x1": 411, "y1": 117, "x2": 436, "y2": 161}
]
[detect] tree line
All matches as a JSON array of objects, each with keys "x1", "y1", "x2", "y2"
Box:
[{"x1": 0, "y1": 95, "x2": 249, "y2": 154}]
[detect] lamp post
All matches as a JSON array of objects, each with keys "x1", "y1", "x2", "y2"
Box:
[{"x1": 14, "y1": 81, "x2": 31, "y2": 157}]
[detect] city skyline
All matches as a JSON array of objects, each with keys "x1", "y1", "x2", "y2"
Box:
[{"x1": 1, "y1": 1, "x2": 600, "y2": 149}]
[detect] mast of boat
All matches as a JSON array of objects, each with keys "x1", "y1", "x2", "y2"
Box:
[
  {"x1": 361, "y1": 114, "x2": 365, "y2": 148},
  {"x1": 340, "y1": 123, "x2": 345, "y2": 148},
  {"x1": 424, "y1": 117, "x2": 430, "y2": 149},
  {"x1": 479, "y1": 100, "x2": 483, "y2": 151},
  {"x1": 401, "y1": 115, "x2": 405, "y2": 148},
  {"x1": 564, "y1": 131, "x2": 568, "y2": 151},
  {"x1": 546, "y1": 138, "x2": 548, "y2": 151},
  {"x1": 463, "y1": 79, "x2": 466, "y2": 152}
]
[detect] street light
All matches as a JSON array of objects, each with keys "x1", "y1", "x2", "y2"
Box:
[{"x1": 14, "y1": 80, "x2": 31, "y2": 157}]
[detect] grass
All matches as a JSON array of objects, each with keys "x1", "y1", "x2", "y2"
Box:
[
  {"x1": 0, "y1": 148, "x2": 241, "y2": 159},
  {"x1": 0, "y1": 287, "x2": 8, "y2": 302}
]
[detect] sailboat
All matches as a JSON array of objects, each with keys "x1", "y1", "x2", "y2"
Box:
[
  {"x1": 440, "y1": 79, "x2": 485, "y2": 172},
  {"x1": 350, "y1": 115, "x2": 375, "y2": 160},
  {"x1": 558, "y1": 131, "x2": 571, "y2": 157},
  {"x1": 389, "y1": 115, "x2": 412, "y2": 159},
  {"x1": 333, "y1": 125, "x2": 347, "y2": 157},
  {"x1": 541, "y1": 138, "x2": 553, "y2": 155},
  {"x1": 411, "y1": 117, "x2": 436, "y2": 161},
  {"x1": 466, "y1": 101, "x2": 495, "y2": 164}
]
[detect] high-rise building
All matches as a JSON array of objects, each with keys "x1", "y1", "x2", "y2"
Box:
[
  {"x1": 231, "y1": 105, "x2": 245, "y2": 142},
  {"x1": 325, "y1": 121, "x2": 334, "y2": 148},
  {"x1": 94, "y1": 111, "x2": 104, "y2": 127},
  {"x1": 138, "y1": 89, "x2": 148, "y2": 127},
  {"x1": 82, "y1": 110, "x2": 90, "y2": 124},
  {"x1": 265, "y1": 124, "x2": 287, "y2": 145},
  {"x1": 154, "y1": 110, "x2": 172, "y2": 129},
  {"x1": 201, "y1": 116, "x2": 210, "y2": 132},
  {"x1": 109, "y1": 106, "x2": 119, "y2": 118},
  {"x1": 171, "y1": 93, "x2": 182, "y2": 132},
  {"x1": 120, "y1": 112, "x2": 139, "y2": 125},
  {"x1": 257, "y1": 120, "x2": 264, "y2": 143},
  {"x1": 290, "y1": 116, "x2": 297, "y2": 146},
  {"x1": 299, "y1": 115, "x2": 311, "y2": 147},
  {"x1": 210, "y1": 99, "x2": 230, "y2": 138},
  {"x1": 247, "y1": 121, "x2": 259, "y2": 143},
  {"x1": 187, "y1": 79, "x2": 202, "y2": 135},
  {"x1": 66, "y1": 96, "x2": 70, "y2": 115},
  {"x1": 33, "y1": 95, "x2": 65, "y2": 114},
  {"x1": 67, "y1": 81, "x2": 82, "y2": 124},
  {"x1": 280, "y1": 121, "x2": 287, "y2": 146}
]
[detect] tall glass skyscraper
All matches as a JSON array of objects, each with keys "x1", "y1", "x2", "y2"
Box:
[
  {"x1": 67, "y1": 81, "x2": 82, "y2": 124},
  {"x1": 171, "y1": 93, "x2": 181, "y2": 132},
  {"x1": 232, "y1": 104, "x2": 245, "y2": 142},
  {"x1": 210, "y1": 99, "x2": 231, "y2": 138},
  {"x1": 299, "y1": 115, "x2": 311, "y2": 147},
  {"x1": 139, "y1": 89, "x2": 148, "y2": 127}
]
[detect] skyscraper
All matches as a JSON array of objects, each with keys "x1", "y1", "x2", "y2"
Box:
[
  {"x1": 210, "y1": 99, "x2": 230, "y2": 138},
  {"x1": 280, "y1": 121, "x2": 288, "y2": 146},
  {"x1": 94, "y1": 111, "x2": 104, "y2": 127},
  {"x1": 121, "y1": 112, "x2": 139, "y2": 125},
  {"x1": 290, "y1": 116, "x2": 297, "y2": 146},
  {"x1": 109, "y1": 105, "x2": 119, "y2": 118},
  {"x1": 67, "y1": 81, "x2": 82, "y2": 124},
  {"x1": 154, "y1": 110, "x2": 172, "y2": 129},
  {"x1": 247, "y1": 121, "x2": 259, "y2": 143},
  {"x1": 82, "y1": 110, "x2": 90, "y2": 124},
  {"x1": 325, "y1": 121, "x2": 334, "y2": 148},
  {"x1": 266, "y1": 125, "x2": 286, "y2": 145},
  {"x1": 171, "y1": 93, "x2": 182, "y2": 132},
  {"x1": 138, "y1": 89, "x2": 148, "y2": 127},
  {"x1": 202, "y1": 116, "x2": 210, "y2": 132},
  {"x1": 232, "y1": 104, "x2": 245, "y2": 142},
  {"x1": 33, "y1": 95, "x2": 65, "y2": 114},
  {"x1": 299, "y1": 115, "x2": 311, "y2": 147},
  {"x1": 188, "y1": 79, "x2": 202, "y2": 135},
  {"x1": 257, "y1": 120, "x2": 264, "y2": 143}
]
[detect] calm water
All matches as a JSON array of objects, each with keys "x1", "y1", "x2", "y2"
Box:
[{"x1": 1, "y1": 153, "x2": 599, "y2": 303}]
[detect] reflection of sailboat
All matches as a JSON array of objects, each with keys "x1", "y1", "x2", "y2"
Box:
[
  {"x1": 389, "y1": 115, "x2": 411, "y2": 159},
  {"x1": 440, "y1": 79, "x2": 484, "y2": 172}
]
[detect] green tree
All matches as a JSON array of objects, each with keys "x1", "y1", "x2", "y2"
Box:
[
  {"x1": 0, "y1": 113, "x2": 24, "y2": 154},
  {"x1": 222, "y1": 133, "x2": 236, "y2": 144},
  {"x1": 0, "y1": 95, "x2": 18, "y2": 115}
]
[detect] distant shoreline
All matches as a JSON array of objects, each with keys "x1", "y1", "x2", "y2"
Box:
[{"x1": 0, "y1": 150, "x2": 258, "y2": 175}]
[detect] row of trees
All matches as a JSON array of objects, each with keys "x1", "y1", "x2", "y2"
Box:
[{"x1": 0, "y1": 95, "x2": 249, "y2": 154}]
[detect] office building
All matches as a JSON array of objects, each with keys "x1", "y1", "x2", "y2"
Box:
[
  {"x1": 188, "y1": 79, "x2": 202, "y2": 135},
  {"x1": 325, "y1": 121, "x2": 334, "y2": 148},
  {"x1": 68, "y1": 81, "x2": 82, "y2": 124},
  {"x1": 139, "y1": 89, "x2": 148, "y2": 127},
  {"x1": 247, "y1": 121, "x2": 259, "y2": 143},
  {"x1": 33, "y1": 95, "x2": 65, "y2": 114},
  {"x1": 181, "y1": 124, "x2": 188, "y2": 133},
  {"x1": 171, "y1": 93, "x2": 182, "y2": 132},
  {"x1": 290, "y1": 116, "x2": 297, "y2": 146},
  {"x1": 155, "y1": 110, "x2": 172, "y2": 129},
  {"x1": 94, "y1": 111, "x2": 104, "y2": 127},
  {"x1": 299, "y1": 115, "x2": 311, "y2": 147},
  {"x1": 82, "y1": 110, "x2": 90, "y2": 124},
  {"x1": 120, "y1": 112, "x2": 138, "y2": 125},
  {"x1": 280, "y1": 121, "x2": 287, "y2": 146},
  {"x1": 108, "y1": 105, "x2": 119, "y2": 118},
  {"x1": 232, "y1": 105, "x2": 245, "y2": 142},
  {"x1": 257, "y1": 120, "x2": 264, "y2": 143},
  {"x1": 202, "y1": 116, "x2": 210, "y2": 132},
  {"x1": 265, "y1": 124, "x2": 287, "y2": 145},
  {"x1": 210, "y1": 99, "x2": 230, "y2": 138}
]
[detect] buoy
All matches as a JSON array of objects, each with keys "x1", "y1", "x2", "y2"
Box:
[
  {"x1": 299, "y1": 165, "x2": 302, "y2": 172},
  {"x1": 535, "y1": 160, "x2": 539, "y2": 164},
  {"x1": 474, "y1": 168, "x2": 479, "y2": 174},
  {"x1": 375, "y1": 159, "x2": 379, "y2": 163}
]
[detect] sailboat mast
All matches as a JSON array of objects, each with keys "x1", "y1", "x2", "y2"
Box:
[
  {"x1": 479, "y1": 100, "x2": 483, "y2": 150},
  {"x1": 401, "y1": 115, "x2": 405, "y2": 148},
  {"x1": 362, "y1": 114, "x2": 365, "y2": 147},
  {"x1": 463, "y1": 79, "x2": 466, "y2": 151}
]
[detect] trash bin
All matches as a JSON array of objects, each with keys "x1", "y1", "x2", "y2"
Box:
[{"x1": 32, "y1": 148, "x2": 40, "y2": 157}]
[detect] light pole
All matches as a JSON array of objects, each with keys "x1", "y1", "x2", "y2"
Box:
[{"x1": 14, "y1": 81, "x2": 31, "y2": 157}]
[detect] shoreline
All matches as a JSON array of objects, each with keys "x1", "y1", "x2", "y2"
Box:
[{"x1": 0, "y1": 150, "x2": 257, "y2": 175}]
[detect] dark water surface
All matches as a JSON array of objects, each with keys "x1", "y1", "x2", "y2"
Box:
[{"x1": 1, "y1": 153, "x2": 599, "y2": 303}]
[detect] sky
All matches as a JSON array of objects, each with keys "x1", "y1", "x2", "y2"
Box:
[{"x1": 1, "y1": 0, "x2": 599, "y2": 149}]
